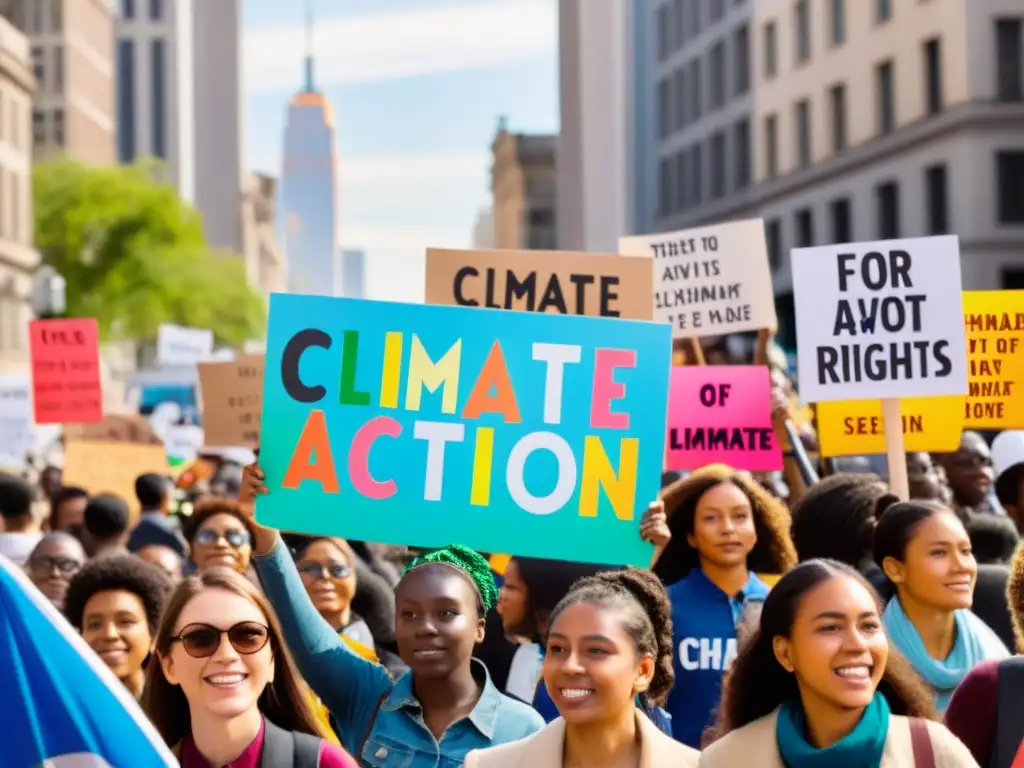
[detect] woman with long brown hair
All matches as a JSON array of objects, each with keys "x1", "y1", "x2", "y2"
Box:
[{"x1": 142, "y1": 567, "x2": 356, "y2": 767}]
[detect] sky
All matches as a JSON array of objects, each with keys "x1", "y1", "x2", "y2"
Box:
[{"x1": 242, "y1": 0, "x2": 559, "y2": 303}]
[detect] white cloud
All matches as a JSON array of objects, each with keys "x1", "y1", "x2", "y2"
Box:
[{"x1": 244, "y1": 0, "x2": 556, "y2": 92}]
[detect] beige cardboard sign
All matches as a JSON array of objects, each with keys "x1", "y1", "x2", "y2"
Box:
[
  {"x1": 425, "y1": 248, "x2": 654, "y2": 319},
  {"x1": 63, "y1": 439, "x2": 169, "y2": 521},
  {"x1": 197, "y1": 354, "x2": 263, "y2": 448}
]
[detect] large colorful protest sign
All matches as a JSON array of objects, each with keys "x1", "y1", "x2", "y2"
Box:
[
  {"x1": 666, "y1": 366, "x2": 781, "y2": 471},
  {"x1": 256, "y1": 295, "x2": 671, "y2": 566},
  {"x1": 816, "y1": 395, "x2": 964, "y2": 457},
  {"x1": 963, "y1": 290, "x2": 1024, "y2": 429}
]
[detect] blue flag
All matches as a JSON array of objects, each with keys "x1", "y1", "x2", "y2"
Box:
[{"x1": 0, "y1": 555, "x2": 176, "y2": 768}]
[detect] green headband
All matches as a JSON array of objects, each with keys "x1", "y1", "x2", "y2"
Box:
[{"x1": 401, "y1": 544, "x2": 498, "y2": 612}]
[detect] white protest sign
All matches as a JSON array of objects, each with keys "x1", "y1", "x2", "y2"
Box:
[
  {"x1": 156, "y1": 324, "x2": 213, "y2": 367},
  {"x1": 618, "y1": 218, "x2": 776, "y2": 337},
  {"x1": 792, "y1": 235, "x2": 968, "y2": 403},
  {"x1": 0, "y1": 373, "x2": 33, "y2": 468}
]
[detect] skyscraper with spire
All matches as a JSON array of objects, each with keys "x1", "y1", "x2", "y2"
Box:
[{"x1": 279, "y1": 0, "x2": 341, "y2": 295}]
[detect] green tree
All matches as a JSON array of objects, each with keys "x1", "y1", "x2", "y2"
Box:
[{"x1": 33, "y1": 156, "x2": 265, "y2": 346}]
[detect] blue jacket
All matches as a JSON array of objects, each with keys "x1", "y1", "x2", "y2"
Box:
[
  {"x1": 665, "y1": 569, "x2": 769, "y2": 748},
  {"x1": 253, "y1": 537, "x2": 544, "y2": 767}
]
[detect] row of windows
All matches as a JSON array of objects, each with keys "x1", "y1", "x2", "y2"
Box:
[
  {"x1": 31, "y1": 107, "x2": 64, "y2": 147},
  {"x1": 121, "y1": 0, "x2": 163, "y2": 22},
  {"x1": 115, "y1": 37, "x2": 167, "y2": 163},
  {"x1": 29, "y1": 45, "x2": 64, "y2": 95},
  {"x1": 656, "y1": 24, "x2": 749, "y2": 139},
  {"x1": 20, "y1": 0, "x2": 62, "y2": 35},
  {"x1": 656, "y1": 118, "x2": 750, "y2": 217},
  {"x1": 656, "y1": 0, "x2": 746, "y2": 61}
]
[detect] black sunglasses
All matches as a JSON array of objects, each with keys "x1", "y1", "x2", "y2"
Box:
[
  {"x1": 195, "y1": 528, "x2": 251, "y2": 548},
  {"x1": 170, "y1": 621, "x2": 270, "y2": 658},
  {"x1": 297, "y1": 561, "x2": 352, "y2": 580},
  {"x1": 29, "y1": 556, "x2": 82, "y2": 575}
]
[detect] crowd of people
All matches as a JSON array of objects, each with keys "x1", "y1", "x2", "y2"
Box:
[{"x1": 2, "y1": 413, "x2": 1024, "y2": 766}]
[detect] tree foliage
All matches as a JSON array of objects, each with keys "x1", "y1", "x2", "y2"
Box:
[{"x1": 33, "y1": 157, "x2": 265, "y2": 346}]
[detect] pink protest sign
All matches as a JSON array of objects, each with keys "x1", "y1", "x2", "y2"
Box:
[{"x1": 666, "y1": 365, "x2": 782, "y2": 471}]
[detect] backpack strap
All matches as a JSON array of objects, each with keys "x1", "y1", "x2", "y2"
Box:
[
  {"x1": 994, "y1": 657, "x2": 1024, "y2": 768},
  {"x1": 910, "y1": 718, "x2": 936, "y2": 768},
  {"x1": 291, "y1": 730, "x2": 323, "y2": 768},
  {"x1": 260, "y1": 718, "x2": 298, "y2": 768}
]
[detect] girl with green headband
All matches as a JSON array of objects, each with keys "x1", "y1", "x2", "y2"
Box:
[{"x1": 238, "y1": 463, "x2": 544, "y2": 767}]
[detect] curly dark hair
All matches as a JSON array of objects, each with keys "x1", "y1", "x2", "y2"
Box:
[
  {"x1": 181, "y1": 497, "x2": 256, "y2": 545},
  {"x1": 655, "y1": 465, "x2": 798, "y2": 585},
  {"x1": 63, "y1": 553, "x2": 173, "y2": 633},
  {"x1": 548, "y1": 567, "x2": 674, "y2": 708},
  {"x1": 1008, "y1": 542, "x2": 1024, "y2": 652},
  {"x1": 790, "y1": 473, "x2": 897, "y2": 565},
  {"x1": 716, "y1": 559, "x2": 936, "y2": 738}
]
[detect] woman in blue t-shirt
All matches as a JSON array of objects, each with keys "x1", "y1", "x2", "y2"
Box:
[{"x1": 641, "y1": 464, "x2": 798, "y2": 748}]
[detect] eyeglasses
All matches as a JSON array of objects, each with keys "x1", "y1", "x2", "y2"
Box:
[
  {"x1": 29, "y1": 556, "x2": 82, "y2": 575},
  {"x1": 170, "y1": 621, "x2": 270, "y2": 658},
  {"x1": 194, "y1": 528, "x2": 251, "y2": 548},
  {"x1": 298, "y1": 561, "x2": 352, "y2": 580}
]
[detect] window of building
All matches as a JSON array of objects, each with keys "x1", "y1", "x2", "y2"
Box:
[
  {"x1": 924, "y1": 38, "x2": 943, "y2": 115},
  {"x1": 925, "y1": 164, "x2": 949, "y2": 234},
  {"x1": 997, "y1": 151, "x2": 1024, "y2": 223},
  {"x1": 151, "y1": 39, "x2": 166, "y2": 158},
  {"x1": 877, "y1": 0, "x2": 892, "y2": 24},
  {"x1": 29, "y1": 0, "x2": 43, "y2": 33},
  {"x1": 876, "y1": 60, "x2": 895, "y2": 134},
  {"x1": 710, "y1": 0, "x2": 725, "y2": 23},
  {"x1": 829, "y1": 83, "x2": 846, "y2": 153},
  {"x1": 795, "y1": 98, "x2": 811, "y2": 168},
  {"x1": 673, "y1": 68, "x2": 686, "y2": 130},
  {"x1": 658, "y1": 158, "x2": 671, "y2": 217},
  {"x1": 657, "y1": 77, "x2": 670, "y2": 139},
  {"x1": 710, "y1": 41, "x2": 726, "y2": 109},
  {"x1": 150, "y1": 0, "x2": 162, "y2": 21},
  {"x1": 657, "y1": 4, "x2": 670, "y2": 61},
  {"x1": 830, "y1": 197, "x2": 852, "y2": 243},
  {"x1": 765, "y1": 113, "x2": 778, "y2": 178},
  {"x1": 831, "y1": 0, "x2": 845, "y2": 46},
  {"x1": 52, "y1": 108, "x2": 64, "y2": 146},
  {"x1": 734, "y1": 24, "x2": 750, "y2": 95},
  {"x1": 795, "y1": 0, "x2": 810, "y2": 64},
  {"x1": 711, "y1": 131, "x2": 726, "y2": 198},
  {"x1": 996, "y1": 19, "x2": 1023, "y2": 101},
  {"x1": 795, "y1": 208, "x2": 814, "y2": 247},
  {"x1": 764, "y1": 21, "x2": 777, "y2": 79},
  {"x1": 30, "y1": 46, "x2": 43, "y2": 89},
  {"x1": 675, "y1": 150, "x2": 688, "y2": 211},
  {"x1": 876, "y1": 181, "x2": 900, "y2": 238},
  {"x1": 116, "y1": 38, "x2": 136, "y2": 163},
  {"x1": 122, "y1": 0, "x2": 134, "y2": 21},
  {"x1": 765, "y1": 218, "x2": 782, "y2": 270},
  {"x1": 31, "y1": 109, "x2": 44, "y2": 146},
  {"x1": 734, "y1": 118, "x2": 750, "y2": 189},
  {"x1": 674, "y1": 0, "x2": 687, "y2": 47},
  {"x1": 53, "y1": 46, "x2": 64, "y2": 94},
  {"x1": 691, "y1": 143, "x2": 703, "y2": 204},
  {"x1": 50, "y1": 0, "x2": 63, "y2": 32},
  {"x1": 690, "y1": 58, "x2": 702, "y2": 119}
]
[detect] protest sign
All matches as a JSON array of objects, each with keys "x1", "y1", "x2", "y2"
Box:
[
  {"x1": 666, "y1": 366, "x2": 781, "y2": 471},
  {"x1": 425, "y1": 247, "x2": 654, "y2": 319},
  {"x1": 256, "y1": 295, "x2": 671, "y2": 566},
  {"x1": 618, "y1": 218, "x2": 776, "y2": 337},
  {"x1": 197, "y1": 354, "x2": 264, "y2": 447},
  {"x1": 816, "y1": 396, "x2": 964, "y2": 457},
  {"x1": 63, "y1": 440, "x2": 169, "y2": 519},
  {"x1": 0, "y1": 373, "x2": 33, "y2": 468},
  {"x1": 792, "y1": 236, "x2": 968, "y2": 403},
  {"x1": 963, "y1": 290, "x2": 1024, "y2": 429},
  {"x1": 156, "y1": 323, "x2": 213, "y2": 366},
  {"x1": 29, "y1": 318, "x2": 103, "y2": 424}
]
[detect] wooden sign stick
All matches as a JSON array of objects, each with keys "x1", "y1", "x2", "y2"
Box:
[
  {"x1": 882, "y1": 398, "x2": 910, "y2": 500},
  {"x1": 689, "y1": 337, "x2": 706, "y2": 365}
]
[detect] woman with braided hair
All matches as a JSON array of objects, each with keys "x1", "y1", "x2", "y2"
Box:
[
  {"x1": 238, "y1": 463, "x2": 543, "y2": 767},
  {"x1": 464, "y1": 567, "x2": 699, "y2": 766}
]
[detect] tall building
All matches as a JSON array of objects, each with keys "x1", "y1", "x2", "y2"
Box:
[
  {"x1": 115, "y1": 0, "x2": 195, "y2": 202},
  {"x1": 557, "y1": 0, "x2": 638, "y2": 252},
  {"x1": 0, "y1": 14, "x2": 39, "y2": 371},
  {"x1": 341, "y1": 248, "x2": 365, "y2": 299},
  {"x1": 490, "y1": 117, "x2": 557, "y2": 250},
  {"x1": 637, "y1": 0, "x2": 1024, "y2": 348},
  {"x1": 3, "y1": 0, "x2": 116, "y2": 164},
  {"x1": 279, "y1": 4, "x2": 340, "y2": 295},
  {"x1": 241, "y1": 172, "x2": 285, "y2": 302}
]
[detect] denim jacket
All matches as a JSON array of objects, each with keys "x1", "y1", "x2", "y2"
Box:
[{"x1": 253, "y1": 536, "x2": 544, "y2": 767}]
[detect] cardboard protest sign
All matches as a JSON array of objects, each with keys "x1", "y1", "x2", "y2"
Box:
[
  {"x1": 256, "y1": 295, "x2": 671, "y2": 566},
  {"x1": 666, "y1": 366, "x2": 781, "y2": 471},
  {"x1": 63, "y1": 440, "x2": 169, "y2": 519},
  {"x1": 963, "y1": 290, "x2": 1024, "y2": 428},
  {"x1": 425, "y1": 248, "x2": 654, "y2": 319},
  {"x1": 618, "y1": 218, "x2": 776, "y2": 337},
  {"x1": 816, "y1": 396, "x2": 964, "y2": 457},
  {"x1": 792, "y1": 236, "x2": 968, "y2": 403},
  {"x1": 29, "y1": 318, "x2": 103, "y2": 424},
  {"x1": 0, "y1": 373, "x2": 33, "y2": 468},
  {"x1": 156, "y1": 323, "x2": 213, "y2": 366},
  {"x1": 197, "y1": 354, "x2": 264, "y2": 447}
]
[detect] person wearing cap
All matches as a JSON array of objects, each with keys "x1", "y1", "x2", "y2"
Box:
[{"x1": 993, "y1": 431, "x2": 1024, "y2": 535}]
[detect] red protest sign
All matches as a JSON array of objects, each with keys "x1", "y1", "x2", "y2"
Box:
[{"x1": 29, "y1": 318, "x2": 103, "y2": 424}]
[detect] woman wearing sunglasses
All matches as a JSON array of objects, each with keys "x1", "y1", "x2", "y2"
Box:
[
  {"x1": 296, "y1": 537, "x2": 374, "y2": 651},
  {"x1": 183, "y1": 499, "x2": 255, "y2": 575},
  {"x1": 142, "y1": 566, "x2": 357, "y2": 767}
]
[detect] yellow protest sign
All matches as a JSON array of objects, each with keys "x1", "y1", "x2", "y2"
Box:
[
  {"x1": 817, "y1": 395, "x2": 964, "y2": 457},
  {"x1": 963, "y1": 291, "x2": 1024, "y2": 429}
]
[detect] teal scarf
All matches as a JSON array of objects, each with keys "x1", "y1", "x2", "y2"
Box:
[{"x1": 775, "y1": 692, "x2": 890, "y2": 768}]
